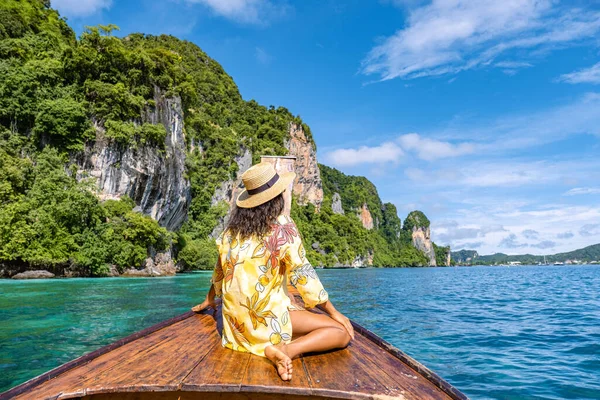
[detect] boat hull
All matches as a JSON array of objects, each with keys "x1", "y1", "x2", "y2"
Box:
[{"x1": 1, "y1": 289, "x2": 468, "y2": 400}]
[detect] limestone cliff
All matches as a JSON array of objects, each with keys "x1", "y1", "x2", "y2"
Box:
[
  {"x1": 209, "y1": 147, "x2": 253, "y2": 237},
  {"x1": 404, "y1": 210, "x2": 436, "y2": 266},
  {"x1": 285, "y1": 123, "x2": 324, "y2": 210},
  {"x1": 358, "y1": 203, "x2": 374, "y2": 230},
  {"x1": 0, "y1": 0, "x2": 445, "y2": 274},
  {"x1": 122, "y1": 249, "x2": 176, "y2": 277},
  {"x1": 331, "y1": 192, "x2": 344, "y2": 214},
  {"x1": 411, "y1": 226, "x2": 437, "y2": 266},
  {"x1": 352, "y1": 251, "x2": 374, "y2": 267},
  {"x1": 74, "y1": 87, "x2": 191, "y2": 231}
]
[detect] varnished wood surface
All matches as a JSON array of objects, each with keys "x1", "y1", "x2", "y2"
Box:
[{"x1": 2, "y1": 288, "x2": 468, "y2": 400}]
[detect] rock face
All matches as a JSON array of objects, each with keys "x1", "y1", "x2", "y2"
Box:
[
  {"x1": 122, "y1": 249, "x2": 176, "y2": 277},
  {"x1": 211, "y1": 147, "x2": 252, "y2": 208},
  {"x1": 75, "y1": 86, "x2": 191, "y2": 231},
  {"x1": 445, "y1": 247, "x2": 451, "y2": 266},
  {"x1": 285, "y1": 123, "x2": 323, "y2": 210},
  {"x1": 331, "y1": 192, "x2": 344, "y2": 215},
  {"x1": 351, "y1": 251, "x2": 373, "y2": 267},
  {"x1": 358, "y1": 203, "x2": 374, "y2": 230},
  {"x1": 209, "y1": 147, "x2": 253, "y2": 238},
  {"x1": 412, "y1": 226, "x2": 437, "y2": 266},
  {"x1": 12, "y1": 270, "x2": 55, "y2": 279}
]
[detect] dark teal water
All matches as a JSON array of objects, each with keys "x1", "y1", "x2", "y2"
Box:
[{"x1": 1, "y1": 265, "x2": 599, "y2": 399}]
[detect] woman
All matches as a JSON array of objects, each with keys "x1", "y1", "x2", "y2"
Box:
[{"x1": 192, "y1": 161, "x2": 354, "y2": 381}]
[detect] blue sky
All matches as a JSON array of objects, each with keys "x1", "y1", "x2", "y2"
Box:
[{"x1": 54, "y1": 0, "x2": 600, "y2": 255}]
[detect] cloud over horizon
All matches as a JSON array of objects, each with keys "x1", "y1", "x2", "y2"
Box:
[
  {"x1": 185, "y1": 0, "x2": 289, "y2": 25},
  {"x1": 52, "y1": 0, "x2": 112, "y2": 17},
  {"x1": 324, "y1": 142, "x2": 404, "y2": 167},
  {"x1": 361, "y1": 0, "x2": 600, "y2": 81},
  {"x1": 558, "y1": 62, "x2": 600, "y2": 85}
]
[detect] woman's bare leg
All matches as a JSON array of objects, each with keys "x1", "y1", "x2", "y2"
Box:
[
  {"x1": 285, "y1": 310, "x2": 351, "y2": 359},
  {"x1": 264, "y1": 310, "x2": 351, "y2": 380}
]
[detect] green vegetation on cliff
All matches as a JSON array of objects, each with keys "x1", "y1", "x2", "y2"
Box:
[
  {"x1": 433, "y1": 243, "x2": 452, "y2": 266},
  {"x1": 450, "y1": 250, "x2": 479, "y2": 264},
  {"x1": 0, "y1": 0, "x2": 437, "y2": 274},
  {"x1": 291, "y1": 165, "x2": 430, "y2": 267},
  {"x1": 320, "y1": 164, "x2": 383, "y2": 226},
  {"x1": 403, "y1": 211, "x2": 430, "y2": 231},
  {"x1": 0, "y1": 141, "x2": 170, "y2": 275},
  {"x1": 0, "y1": 0, "x2": 314, "y2": 273}
]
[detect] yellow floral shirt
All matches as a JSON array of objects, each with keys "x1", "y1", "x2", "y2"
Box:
[{"x1": 211, "y1": 214, "x2": 329, "y2": 357}]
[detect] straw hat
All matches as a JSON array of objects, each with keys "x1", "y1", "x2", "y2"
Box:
[{"x1": 236, "y1": 162, "x2": 296, "y2": 208}]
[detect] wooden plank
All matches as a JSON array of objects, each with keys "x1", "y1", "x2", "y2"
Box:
[
  {"x1": 181, "y1": 340, "x2": 251, "y2": 393},
  {"x1": 239, "y1": 351, "x2": 312, "y2": 396},
  {"x1": 10, "y1": 315, "x2": 202, "y2": 400},
  {"x1": 351, "y1": 335, "x2": 451, "y2": 400},
  {"x1": 80, "y1": 392, "x2": 318, "y2": 400},
  {"x1": 11, "y1": 314, "x2": 212, "y2": 400},
  {"x1": 5, "y1": 287, "x2": 467, "y2": 400},
  {"x1": 2, "y1": 311, "x2": 196, "y2": 400},
  {"x1": 80, "y1": 313, "x2": 217, "y2": 394},
  {"x1": 302, "y1": 340, "x2": 405, "y2": 400}
]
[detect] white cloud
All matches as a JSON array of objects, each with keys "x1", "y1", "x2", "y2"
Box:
[
  {"x1": 454, "y1": 241, "x2": 484, "y2": 249},
  {"x1": 563, "y1": 187, "x2": 600, "y2": 196},
  {"x1": 398, "y1": 133, "x2": 475, "y2": 161},
  {"x1": 361, "y1": 1, "x2": 600, "y2": 80},
  {"x1": 494, "y1": 61, "x2": 533, "y2": 69},
  {"x1": 324, "y1": 142, "x2": 403, "y2": 167},
  {"x1": 558, "y1": 62, "x2": 600, "y2": 84},
  {"x1": 324, "y1": 133, "x2": 475, "y2": 167},
  {"x1": 186, "y1": 0, "x2": 288, "y2": 24},
  {"x1": 255, "y1": 47, "x2": 273, "y2": 65},
  {"x1": 499, "y1": 233, "x2": 528, "y2": 249},
  {"x1": 442, "y1": 92, "x2": 600, "y2": 149},
  {"x1": 428, "y1": 199, "x2": 600, "y2": 254},
  {"x1": 432, "y1": 220, "x2": 506, "y2": 245},
  {"x1": 556, "y1": 231, "x2": 574, "y2": 239},
  {"x1": 52, "y1": 0, "x2": 112, "y2": 17},
  {"x1": 522, "y1": 229, "x2": 539, "y2": 240},
  {"x1": 580, "y1": 224, "x2": 600, "y2": 237},
  {"x1": 404, "y1": 159, "x2": 588, "y2": 188},
  {"x1": 530, "y1": 240, "x2": 556, "y2": 249},
  {"x1": 323, "y1": 93, "x2": 600, "y2": 170}
]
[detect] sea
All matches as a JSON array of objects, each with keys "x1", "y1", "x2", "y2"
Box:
[{"x1": 1, "y1": 265, "x2": 599, "y2": 399}]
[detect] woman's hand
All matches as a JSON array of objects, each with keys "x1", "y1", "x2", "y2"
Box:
[
  {"x1": 330, "y1": 310, "x2": 355, "y2": 340},
  {"x1": 191, "y1": 297, "x2": 217, "y2": 313},
  {"x1": 192, "y1": 284, "x2": 218, "y2": 313}
]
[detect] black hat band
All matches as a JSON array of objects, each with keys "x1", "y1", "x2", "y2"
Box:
[{"x1": 247, "y1": 173, "x2": 280, "y2": 195}]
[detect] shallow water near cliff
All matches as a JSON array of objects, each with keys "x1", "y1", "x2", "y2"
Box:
[{"x1": 1, "y1": 265, "x2": 599, "y2": 399}]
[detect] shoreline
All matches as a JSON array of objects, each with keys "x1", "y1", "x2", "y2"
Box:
[{"x1": 3, "y1": 263, "x2": 598, "y2": 280}]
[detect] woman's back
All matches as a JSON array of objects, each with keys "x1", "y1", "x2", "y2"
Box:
[{"x1": 212, "y1": 214, "x2": 329, "y2": 356}]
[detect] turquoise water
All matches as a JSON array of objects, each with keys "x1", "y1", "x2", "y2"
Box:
[{"x1": 1, "y1": 265, "x2": 599, "y2": 399}]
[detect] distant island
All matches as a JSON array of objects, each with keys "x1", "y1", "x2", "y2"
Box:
[{"x1": 451, "y1": 243, "x2": 600, "y2": 265}]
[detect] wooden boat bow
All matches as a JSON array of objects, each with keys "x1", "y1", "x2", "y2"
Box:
[{"x1": 1, "y1": 289, "x2": 468, "y2": 400}]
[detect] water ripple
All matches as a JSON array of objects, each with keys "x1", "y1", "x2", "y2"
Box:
[{"x1": 0, "y1": 266, "x2": 599, "y2": 399}]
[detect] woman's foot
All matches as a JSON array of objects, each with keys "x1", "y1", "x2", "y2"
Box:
[{"x1": 265, "y1": 344, "x2": 292, "y2": 381}]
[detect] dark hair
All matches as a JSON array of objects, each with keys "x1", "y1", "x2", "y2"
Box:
[{"x1": 226, "y1": 193, "x2": 284, "y2": 240}]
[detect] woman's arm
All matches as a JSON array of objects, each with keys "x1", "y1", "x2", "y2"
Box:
[
  {"x1": 317, "y1": 300, "x2": 355, "y2": 340},
  {"x1": 191, "y1": 283, "x2": 217, "y2": 312},
  {"x1": 192, "y1": 256, "x2": 223, "y2": 313}
]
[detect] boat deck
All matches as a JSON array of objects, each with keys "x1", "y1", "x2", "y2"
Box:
[{"x1": 1, "y1": 289, "x2": 467, "y2": 400}]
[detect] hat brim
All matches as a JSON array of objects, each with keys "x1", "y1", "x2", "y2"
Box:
[{"x1": 236, "y1": 171, "x2": 296, "y2": 208}]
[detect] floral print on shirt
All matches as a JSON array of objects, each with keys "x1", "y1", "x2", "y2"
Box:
[{"x1": 210, "y1": 214, "x2": 329, "y2": 357}]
